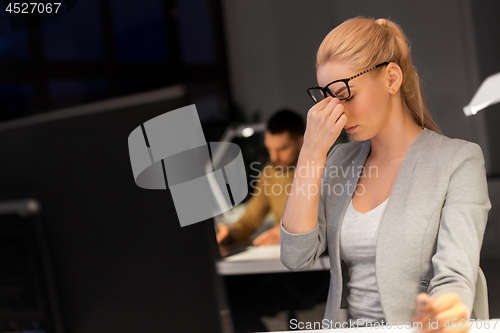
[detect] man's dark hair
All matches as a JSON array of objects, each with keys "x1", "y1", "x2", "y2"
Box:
[{"x1": 267, "y1": 109, "x2": 305, "y2": 139}]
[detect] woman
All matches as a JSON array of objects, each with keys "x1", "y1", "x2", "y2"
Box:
[{"x1": 280, "y1": 17, "x2": 491, "y2": 332}]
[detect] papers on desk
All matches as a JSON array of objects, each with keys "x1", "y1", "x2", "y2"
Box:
[
  {"x1": 216, "y1": 244, "x2": 330, "y2": 275},
  {"x1": 224, "y1": 244, "x2": 280, "y2": 262}
]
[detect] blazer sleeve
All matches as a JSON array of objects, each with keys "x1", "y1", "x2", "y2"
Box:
[
  {"x1": 280, "y1": 144, "x2": 341, "y2": 271},
  {"x1": 428, "y1": 141, "x2": 492, "y2": 316}
]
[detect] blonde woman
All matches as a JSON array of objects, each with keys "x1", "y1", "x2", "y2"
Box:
[{"x1": 280, "y1": 17, "x2": 491, "y2": 332}]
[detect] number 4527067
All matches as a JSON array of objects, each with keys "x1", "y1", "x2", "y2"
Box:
[
  {"x1": 444, "y1": 319, "x2": 499, "y2": 330},
  {"x1": 6, "y1": 3, "x2": 62, "y2": 14}
]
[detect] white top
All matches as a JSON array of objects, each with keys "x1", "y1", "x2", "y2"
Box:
[{"x1": 340, "y1": 195, "x2": 390, "y2": 324}]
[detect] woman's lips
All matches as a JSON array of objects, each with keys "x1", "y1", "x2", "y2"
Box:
[{"x1": 345, "y1": 125, "x2": 358, "y2": 133}]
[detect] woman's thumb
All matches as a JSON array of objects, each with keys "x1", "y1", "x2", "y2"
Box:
[{"x1": 416, "y1": 293, "x2": 433, "y2": 311}]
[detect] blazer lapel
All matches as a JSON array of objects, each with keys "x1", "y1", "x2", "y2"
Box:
[
  {"x1": 328, "y1": 128, "x2": 434, "y2": 323},
  {"x1": 327, "y1": 139, "x2": 371, "y2": 323},
  {"x1": 375, "y1": 128, "x2": 434, "y2": 322}
]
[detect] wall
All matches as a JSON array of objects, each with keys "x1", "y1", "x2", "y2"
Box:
[
  {"x1": 221, "y1": 0, "x2": 491, "y2": 172},
  {"x1": 221, "y1": 0, "x2": 500, "y2": 292}
]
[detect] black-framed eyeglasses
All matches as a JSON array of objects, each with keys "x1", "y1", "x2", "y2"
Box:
[{"x1": 307, "y1": 62, "x2": 389, "y2": 104}]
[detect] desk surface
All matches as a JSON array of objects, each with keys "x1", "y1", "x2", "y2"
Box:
[{"x1": 216, "y1": 244, "x2": 330, "y2": 275}]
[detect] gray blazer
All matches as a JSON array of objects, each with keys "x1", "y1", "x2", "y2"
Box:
[{"x1": 280, "y1": 128, "x2": 491, "y2": 324}]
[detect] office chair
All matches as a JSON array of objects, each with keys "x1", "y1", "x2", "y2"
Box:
[
  {"x1": 336, "y1": 267, "x2": 489, "y2": 323},
  {"x1": 472, "y1": 267, "x2": 489, "y2": 320}
]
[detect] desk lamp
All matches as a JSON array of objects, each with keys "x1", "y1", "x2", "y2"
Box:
[
  {"x1": 211, "y1": 123, "x2": 266, "y2": 169},
  {"x1": 464, "y1": 72, "x2": 500, "y2": 116},
  {"x1": 207, "y1": 123, "x2": 266, "y2": 217}
]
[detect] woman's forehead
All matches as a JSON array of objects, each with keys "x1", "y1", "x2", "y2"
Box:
[{"x1": 316, "y1": 61, "x2": 357, "y2": 86}]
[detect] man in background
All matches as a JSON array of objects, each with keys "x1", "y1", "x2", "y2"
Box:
[
  {"x1": 219, "y1": 109, "x2": 332, "y2": 332},
  {"x1": 216, "y1": 109, "x2": 304, "y2": 246}
]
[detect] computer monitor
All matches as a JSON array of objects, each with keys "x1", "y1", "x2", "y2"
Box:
[{"x1": 0, "y1": 85, "x2": 228, "y2": 333}]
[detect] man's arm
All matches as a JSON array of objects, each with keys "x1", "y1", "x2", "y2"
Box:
[{"x1": 229, "y1": 170, "x2": 271, "y2": 242}]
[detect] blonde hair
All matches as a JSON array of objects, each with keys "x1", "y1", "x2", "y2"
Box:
[{"x1": 316, "y1": 17, "x2": 442, "y2": 134}]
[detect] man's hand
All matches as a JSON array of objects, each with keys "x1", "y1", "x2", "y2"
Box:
[
  {"x1": 411, "y1": 292, "x2": 470, "y2": 333},
  {"x1": 216, "y1": 223, "x2": 233, "y2": 244},
  {"x1": 252, "y1": 225, "x2": 280, "y2": 246}
]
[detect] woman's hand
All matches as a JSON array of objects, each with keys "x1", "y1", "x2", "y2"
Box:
[
  {"x1": 303, "y1": 96, "x2": 348, "y2": 158},
  {"x1": 411, "y1": 292, "x2": 470, "y2": 333}
]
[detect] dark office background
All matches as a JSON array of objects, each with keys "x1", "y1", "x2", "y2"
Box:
[
  {"x1": 2, "y1": 0, "x2": 500, "y2": 174},
  {"x1": 1, "y1": 0, "x2": 500, "y2": 332},
  {"x1": 0, "y1": 0, "x2": 242, "y2": 127}
]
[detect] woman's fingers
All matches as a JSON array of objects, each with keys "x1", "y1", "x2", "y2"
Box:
[
  {"x1": 417, "y1": 293, "x2": 435, "y2": 312},
  {"x1": 432, "y1": 294, "x2": 461, "y2": 314},
  {"x1": 420, "y1": 308, "x2": 469, "y2": 333},
  {"x1": 420, "y1": 294, "x2": 460, "y2": 323},
  {"x1": 322, "y1": 96, "x2": 341, "y2": 116},
  {"x1": 326, "y1": 102, "x2": 346, "y2": 130},
  {"x1": 309, "y1": 96, "x2": 339, "y2": 117},
  {"x1": 303, "y1": 96, "x2": 346, "y2": 155},
  {"x1": 312, "y1": 95, "x2": 336, "y2": 109},
  {"x1": 414, "y1": 293, "x2": 469, "y2": 333},
  {"x1": 413, "y1": 293, "x2": 435, "y2": 323},
  {"x1": 434, "y1": 303, "x2": 469, "y2": 323},
  {"x1": 413, "y1": 293, "x2": 439, "y2": 324},
  {"x1": 322, "y1": 97, "x2": 344, "y2": 120}
]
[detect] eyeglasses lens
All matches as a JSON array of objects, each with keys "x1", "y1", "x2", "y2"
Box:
[
  {"x1": 327, "y1": 81, "x2": 350, "y2": 100},
  {"x1": 309, "y1": 89, "x2": 326, "y2": 103},
  {"x1": 309, "y1": 81, "x2": 349, "y2": 103}
]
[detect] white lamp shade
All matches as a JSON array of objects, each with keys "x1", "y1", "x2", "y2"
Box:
[{"x1": 464, "y1": 72, "x2": 500, "y2": 116}]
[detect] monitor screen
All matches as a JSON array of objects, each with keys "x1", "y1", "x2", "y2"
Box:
[{"x1": 0, "y1": 85, "x2": 226, "y2": 333}]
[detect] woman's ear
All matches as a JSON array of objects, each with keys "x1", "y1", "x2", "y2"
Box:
[{"x1": 386, "y1": 62, "x2": 403, "y2": 94}]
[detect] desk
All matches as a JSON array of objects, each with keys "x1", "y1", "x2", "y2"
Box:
[
  {"x1": 216, "y1": 244, "x2": 330, "y2": 275},
  {"x1": 217, "y1": 244, "x2": 331, "y2": 332},
  {"x1": 215, "y1": 209, "x2": 331, "y2": 331}
]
